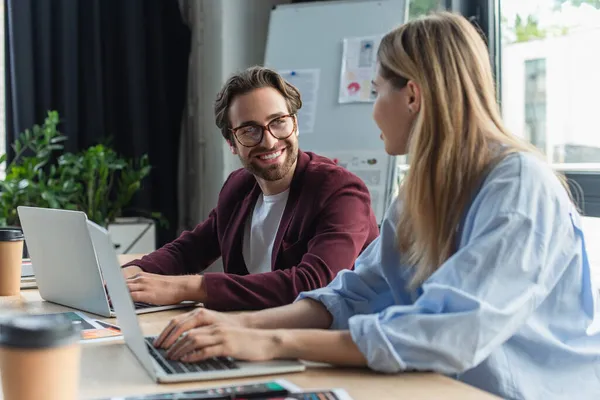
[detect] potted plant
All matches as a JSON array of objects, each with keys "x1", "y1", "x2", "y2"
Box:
[{"x1": 0, "y1": 111, "x2": 164, "y2": 254}]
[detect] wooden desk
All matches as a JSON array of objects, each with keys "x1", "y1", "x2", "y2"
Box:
[{"x1": 0, "y1": 256, "x2": 499, "y2": 400}]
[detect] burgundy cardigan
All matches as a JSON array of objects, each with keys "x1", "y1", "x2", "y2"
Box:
[{"x1": 123, "y1": 150, "x2": 379, "y2": 311}]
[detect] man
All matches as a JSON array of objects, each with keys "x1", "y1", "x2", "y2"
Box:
[{"x1": 121, "y1": 66, "x2": 379, "y2": 311}]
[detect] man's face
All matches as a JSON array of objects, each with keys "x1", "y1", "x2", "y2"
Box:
[{"x1": 228, "y1": 87, "x2": 299, "y2": 182}]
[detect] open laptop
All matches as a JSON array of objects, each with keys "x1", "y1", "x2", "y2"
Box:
[
  {"x1": 17, "y1": 206, "x2": 193, "y2": 318},
  {"x1": 91, "y1": 220, "x2": 306, "y2": 382}
]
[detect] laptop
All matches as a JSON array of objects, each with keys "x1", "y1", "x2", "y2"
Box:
[
  {"x1": 92, "y1": 220, "x2": 306, "y2": 383},
  {"x1": 17, "y1": 206, "x2": 193, "y2": 318}
]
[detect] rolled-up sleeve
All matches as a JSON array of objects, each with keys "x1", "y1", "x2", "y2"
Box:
[
  {"x1": 298, "y1": 204, "x2": 410, "y2": 329},
  {"x1": 296, "y1": 242, "x2": 387, "y2": 329},
  {"x1": 347, "y1": 210, "x2": 572, "y2": 374}
]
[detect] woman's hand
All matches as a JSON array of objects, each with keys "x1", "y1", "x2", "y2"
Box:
[
  {"x1": 154, "y1": 308, "x2": 367, "y2": 367},
  {"x1": 162, "y1": 323, "x2": 367, "y2": 368},
  {"x1": 154, "y1": 308, "x2": 247, "y2": 349},
  {"x1": 164, "y1": 325, "x2": 280, "y2": 363}
]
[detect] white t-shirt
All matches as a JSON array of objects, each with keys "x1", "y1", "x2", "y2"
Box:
[{"x1": 242, "y1": 189, "x2": 290, "y2": 274}]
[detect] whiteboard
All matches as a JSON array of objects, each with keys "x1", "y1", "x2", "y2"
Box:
[{"x1": 265, "y1": 0, "x2": 408, "y2": 222}]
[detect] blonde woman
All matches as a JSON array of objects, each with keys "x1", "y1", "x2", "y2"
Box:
[{"x1": 153, "y1": 12, "x2": 600, "y2": 399}]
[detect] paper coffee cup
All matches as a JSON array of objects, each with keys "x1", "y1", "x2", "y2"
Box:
[
  {"x1": 0, "y1": 314, "x2": 81, "y2": 400},
  {"x1": 0, "y1": 228, "x2": 25, "y2": 296}
]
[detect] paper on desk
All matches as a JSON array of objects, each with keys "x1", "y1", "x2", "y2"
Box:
[
  {"x1": 93, "y1": 379, "x2": 302, "y2": 399},
  {"x1": 93, "y1": 381, "x2": 355, "y2": 400},
  {"x1": 286, "y1": 389, "x2": 354, "y2": 399},
  {"x1": 279, "y1": 69, "x2": 320, "y2": 134},
  {"x1": 339, "y1": 35, "x2": 383, "y2": 104},
  {"x1": 43, "y1": 311, "x2": 123, "y2": 343}
]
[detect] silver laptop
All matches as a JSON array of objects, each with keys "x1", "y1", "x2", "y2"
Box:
[
  {"x1": 17, "y1": 206, "x2": 193, "y2": 318},
  {"x1": 93, "y1": 220, "x2": 306, "y2": 382}
]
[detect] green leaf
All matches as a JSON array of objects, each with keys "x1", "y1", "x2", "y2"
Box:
[
  {"x1": 0, "y1": 111, "x2": 161, "y2": 229},
  {"x1": 50, "y1": 135, "x2": 68, "y2": 144},
  {"x1": 62, "y1": 181, "x2": 75, "y2": 192},
  {"x1": 38, "y1": 149, "x2": 50, "y2": 159},
  {"x1": 140, "y1": 165, "x2": 151, "y2": 177},
  {"x1": 41, "y1": 191, "x2": 60, "y2": 209},
  {"x1": 34, "y1": 161, "x2": 47, "y2": 172},
  {"x1": 18, "y1": 180, "x2": 30, "y2": 190}
]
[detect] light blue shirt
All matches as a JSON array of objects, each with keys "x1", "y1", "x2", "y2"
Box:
[{"x1": 298, "y1": 152, "x2": 600, "y2": 400}]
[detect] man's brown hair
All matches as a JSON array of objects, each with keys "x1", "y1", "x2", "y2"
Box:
[{"x1": 214, "y1": 66, "x2": 302, "y2": 142}]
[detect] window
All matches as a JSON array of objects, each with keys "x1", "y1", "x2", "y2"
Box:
[
  {"x1": 524, "y1": 58, "x2": 547, "y2": 154},
  {"x1": 409, "y1": 0, "x2": 444, "y2": 19},
  {"x1": 500, "y1": 0, "x2": 600, "y2": 283},
  {"x1": 500, "y1": 1, "x2": 600, "y2": 172}
]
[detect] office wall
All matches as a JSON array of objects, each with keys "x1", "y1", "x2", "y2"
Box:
[
  {"x1": 0, "y1": 0, "x2": 5, "y2": 178},
  {"x1": 195, "y1": 0, "x2": 291, "y2": 218},
  {"x1": 193, "y1": 0, "x2": 291, "y2": 272}
]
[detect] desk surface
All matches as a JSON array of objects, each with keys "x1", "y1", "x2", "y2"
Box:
[{"x1": 0, "y1": 255, "x2": 499, "y2": 400}]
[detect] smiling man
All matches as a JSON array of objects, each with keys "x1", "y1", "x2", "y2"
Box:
[{"x1": 121, "y1": 66, "x2": 379, "y2": 311}]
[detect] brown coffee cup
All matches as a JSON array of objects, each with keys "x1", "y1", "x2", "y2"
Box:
[
  {"x1": 0, "y1": 228, "x2": 25, "y2": 296},
  {"x1": 0, "y1": 314, "x2": 81, "y2": 400}
]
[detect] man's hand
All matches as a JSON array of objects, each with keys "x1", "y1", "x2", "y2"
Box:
[
  {"x1": 122, "y1": 265, "x2": 143, "y2": 279},
  {"x1": 154, "y1": 308, "x2": 247, "y2": 349},
  {"x1": 126, "y1": 272, "x2": 205, "y2": 306}
]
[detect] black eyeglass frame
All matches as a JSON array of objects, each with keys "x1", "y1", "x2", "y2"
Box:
[{"x1": 229, "y1": 114, "x2": 297, "y2": 148}]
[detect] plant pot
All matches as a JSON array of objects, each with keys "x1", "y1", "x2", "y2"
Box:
[{"x1": 107, "y1": 217, "x2": 156, "y2": 255}]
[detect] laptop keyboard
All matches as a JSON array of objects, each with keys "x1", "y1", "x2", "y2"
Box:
[
  {"x1": 133, "y1": 302, "x2": 155, "y2": 310},
  {"x1": 144, "y1": 337, "x2": 239, "y2": 375},
  {"x1": 109, "y1": 302, "x2": 155, "y2": 312}
]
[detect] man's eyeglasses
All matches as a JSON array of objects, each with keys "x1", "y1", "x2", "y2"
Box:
[{"x1": 230, "y1": 114, "x2": 296, "y2": 148}]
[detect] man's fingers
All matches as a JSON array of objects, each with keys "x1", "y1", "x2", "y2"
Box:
[
  {"x1": 126, "y1": 274, "x2": 145, "y2": 282},
  {"x1": 130, "y1": 290, "x2": 153, "y2": 304},
  {"x1": 126, "y1": 282, "x2": 146, "y2": 294},
  {"x1": 122, "y1": 266, "x2": 144, "y2": 279}
]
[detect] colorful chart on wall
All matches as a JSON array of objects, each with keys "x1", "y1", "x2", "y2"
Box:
[{"x1": 338, "y1": 35, "x2": 383, "y2": 104}]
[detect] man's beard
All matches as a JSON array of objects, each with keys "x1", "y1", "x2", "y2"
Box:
[{"x1": 240, "y1": 139, "x2": 298, "y2": 182}]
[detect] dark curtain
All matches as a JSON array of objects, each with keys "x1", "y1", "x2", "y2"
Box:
[{"x1": 5, "y1": 0, "x2": 191, "y2": 246}]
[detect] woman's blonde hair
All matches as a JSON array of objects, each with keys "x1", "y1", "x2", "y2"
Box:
[{"x1": 378, "y1": 12, "x2": 566, "y2": 287}]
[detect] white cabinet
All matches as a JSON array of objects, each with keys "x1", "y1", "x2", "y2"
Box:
[{"x1": 107, "y1": 217, "x2": 156, "y2": 255}]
